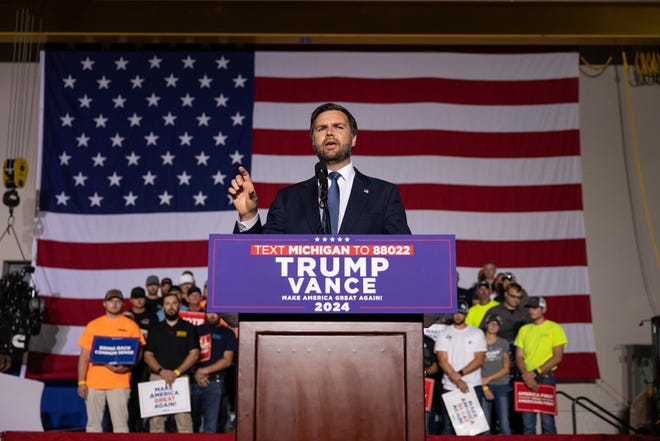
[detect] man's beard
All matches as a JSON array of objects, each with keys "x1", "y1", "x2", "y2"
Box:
[
  {"x1": 164, "y1": 309, "x2": 179, "y2": 321},
  {"x1": 313, "y1": 140, "x2": 352, "y2": 165}
]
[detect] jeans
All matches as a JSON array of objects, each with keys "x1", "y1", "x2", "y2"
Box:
[
  {"x1": 521, "y1": 373, "x2": 557, "y2": 434},
  {"x1": 440, "y1": 385, "x2": 485, "y2": 435},
  {"x1": 480, "y1": 383, "x2": 512, "y2": 434},
  {"x1": 191, "y1": 375, "x2": 224, "y2": 433}
]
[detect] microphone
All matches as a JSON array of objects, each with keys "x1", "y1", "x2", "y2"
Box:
[{"x1": 315, "y1": 161, "x2": 331, "y2": 234}]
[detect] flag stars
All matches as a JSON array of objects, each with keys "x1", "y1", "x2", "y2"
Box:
[
  {"x1": 198, "y1": 75, "x2": 213, "y2": 88},
  {"x1": 195, "y1": 151, "x2": 210, "y2": 166},
  {"x1": 180, "y1": 93, "x2": 195, "y2": 107},
  {"x1": 91, "y1": 152, "x2": 107, "y2": 167},
  {"x1": 182, "y1": 55, "x2": 196, "y2": 69},
  {"x1": 55, "y1": 192, "x2": 70, "y2": 206},
  {"x1": 128, "y1": 113, "x2": 142, "y2": 127},
  {"x1": 112, "y1": 94, "x2": 127, "y2": 108},
  {"x1": 60, "y1": 113, "x2": 75, "y2": 127},
  {"x1": 148, "y1": 55, "x2": 162, "y2": 69},
  {"x1": 63, "y1": 75, "x2": 77, "y2": 88},
  {"x1": 76, "y1": 133, "x2": 90, "y2": 147},
  {"x1": 214, "y1": 93, "x2": 229, "y2": 107},
  {"x1": 179, "y1": 132, "x2": 193, "y2": 146},
  {"x1": 158, "y1": 190, "x2": 173, "y2": 206},
  {"x1": 81, "y1": 57, "x2": 95, "y2": 70},
  {"x1": 165, "y1": 74, "x2": 179, "y2": 88},
  {"x1": 73, "y1": 172, "x2": 88, "y2": 186},
  {"x1": 126, "y1": 151, "x2": 140, "y2": 166},
  {"x1": 78, "y1": 94, "x2": 93, "y2": 108},
  {"x1": 193, "y1": 191, "x2": 208, "y2": 206},
  {"x1": 231, "y1": 112, "x2": 245, "y2": 126},
  {"x1": 107, "y1": 172, "x2": 123, "y2": 187},
  {"x1": 213, "y1": 131, "x2": 227, "y2": 146},
  {"x1": 230, "y1": 149, "x2": 244, "y2": 164},
  {"x1": 146, "y1": 93, "x2": 161, "y2": 107},
  {"x1": 110, "y1": 133, "x2": 125, "y2": 147},
  {"x1": 130, "y1": 75, "x2": 144, "y2": 89},
  {"x1": 114, "y1": 57, "x2": 129, "y2": 70},
  {"x1": 145, "y1": 131, "x2": 159, "y2": 146},
  {"x1": 58, "y1": 151, "x2": 72, "y2": 166},
  {"x1": 215, "y1": 56, "x2": 230, "y2": 70},
  {"x1": 212, "y1": 170, "x2": 226, "y2": 185},
  {"x1": 232, "y1": 74, "x2": 247, "y2": 88},
  {"x1": 89, "y1": 192, "x2": 103, "y2": 207},
  {"x1": 196, "y1": 113, "x2": 210, "y2": 126},
  {"x1": 161, "y1": 151, "x2": 175, "y2": 165},
  {"x1": 97, "y1": 75, "x2": 111, "y2": 89},
  {"x1": 123, "y1": 192, "x2": 138, "y2": 206},
  {"x1": 177, "y1": 171, "x2": 192, "y2": 185},
  {"x1": 162, "y1": 112, "x2": 177, "y2": 126},
  {"x1": 142, "y1": 171, "x2": 157, "y2": 186},
  {"x1": 93, "y1": 114, "x2": 108, "y2": 128}
]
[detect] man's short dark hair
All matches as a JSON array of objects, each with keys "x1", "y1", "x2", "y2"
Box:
[{"x1": 309, "y1": 103, "x2": 358, "y2": 137}]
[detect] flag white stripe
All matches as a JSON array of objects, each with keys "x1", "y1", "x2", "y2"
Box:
[
  {"x1": 251, "y1": 154, "x2": 582, "y2": 186},
  {"x1": 253, "y1": 102, "x2": 579, "y2": 133},
  {"x1": 255, "y1": 52, "x2": 578, "y2": 80},
  {"x1": 30, "y1": 322, "x2": 593, "y2": 356},
  {"x1": 457, "y1": 266, "x2": 590, "y2": 297}
]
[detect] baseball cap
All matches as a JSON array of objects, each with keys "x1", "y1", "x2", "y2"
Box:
[
  {"x1": 180, "y1": 273, "x2": 194, "y2": 285},
  {"x1": 105, "y1": 289, "x2": 124, "y2": 301},
  {"x1": 477, "y1": 280, "x2": 492, "y2": 289},
  {"x1": 485, "y1": 314, "x2": 502, "y2": 326},
  {"x1": 146, "y1": 275, "x2": 159, "y2": 286},
  {"x1": 525, "y1": 296, "x2": 547, "y2": 308},
  {"x1": 130, "y1": 287, "x2": 146, "y2": 298},
  {"x1": 161, "y1": 277, "x2": 172, "y2": 286},
  {"x1": 456, "y1": 301, "x2": 469, "y2": 314},
  {"x1": 188, "y1": 286, "x2": 202, "y2": 296}
]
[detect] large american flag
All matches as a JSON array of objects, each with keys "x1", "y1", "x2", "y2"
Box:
[{"x1": 28, "y1": 50, "x2": 598, "y2": 381}]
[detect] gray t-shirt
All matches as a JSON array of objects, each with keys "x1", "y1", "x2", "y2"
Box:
[{"x1": 482, "y1": 336, "x2": 509, "y2": 386}]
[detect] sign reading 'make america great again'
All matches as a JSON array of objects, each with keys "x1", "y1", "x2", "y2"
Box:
[{"x1": 207, "y1": 234, "x2": 456, "y2": 314}]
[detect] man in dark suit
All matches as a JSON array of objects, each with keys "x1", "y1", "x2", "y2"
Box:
[{"x1": 229, "y1": 103, "x2": 411, "y2": 234}]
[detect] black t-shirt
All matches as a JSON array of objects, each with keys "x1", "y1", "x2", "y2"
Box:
[
  {"x1": 125, "y1": 309, "x2": 159, "y2": 334},
  {"x1": 145, "y1": 296, "x2": 162, "y2": 313},
  {"x1": 146, "y1": 318, "x2": 200, "y2": 370}
]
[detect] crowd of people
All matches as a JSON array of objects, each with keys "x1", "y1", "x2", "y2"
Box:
[
  {"x1": 424, "y1": 260, "x2": 568, "y2": 435},
  {"x1": 77, "y1": 272, "x2": 238, "y2": 433}
]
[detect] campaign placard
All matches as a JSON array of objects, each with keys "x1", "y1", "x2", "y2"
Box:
[
  {"x1": 138, "y1": 376, "x2": 191, "y2": 418},
  {"x1": 441, "y1": 386, "x2": 490, "y2": 435},
  {"x1": 424, "y1": 378, "x2": 435, "y2": 412},
  {"x1": 514, "y1": 381, "x2": 558, "y2": 415},
  {"x1": 179, "y1": 311, "x2": 206, "y2": 326},
  {"x1": 89, "y1": 336, "x2": 139, "y2": 365},
  {"x1": 207, "y1": 234, "x2": 456, "y2": 314}
]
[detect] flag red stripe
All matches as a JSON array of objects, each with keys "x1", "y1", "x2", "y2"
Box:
[
  {"x1": 545, "y1": 295, "x2": 592, "y2": 323},
  {"x1": 255, "y1": 77, "x2": 578, "y2": 105},
  {"x1": 257, "y1": 183, "x2": 584, "y2": 213},
  {"x1": 554, "y1": 352, "x2": 600, "y2": 380},
  {"x1": 36, "y1": 238, "x2": 585, "y2": 270},
  {"x1": 253, "y1": 129, "x2": 581, "y2": 158}
]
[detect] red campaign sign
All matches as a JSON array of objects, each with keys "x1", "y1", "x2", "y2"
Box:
[
  {"x1": 424, "y1": 378, "x2": 435, "y2": 412},
  {"x1": 514, "y1": 381, "x2": 557, "y2": 415}
]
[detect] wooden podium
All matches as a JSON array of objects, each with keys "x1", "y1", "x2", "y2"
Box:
[
  {"x1": 236, "y1": 315, "x2": 424, "y2": 441},
  {"x1": 207, "y1": 234, "x2": 456, "y2": 441}
]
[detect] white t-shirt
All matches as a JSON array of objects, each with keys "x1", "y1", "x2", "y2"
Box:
[{"x1": 434, "y1": 324, "x2": 487, "y2": 390}]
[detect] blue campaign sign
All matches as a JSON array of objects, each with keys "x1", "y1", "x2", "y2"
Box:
[
  {"x1": 90, "y1": 336, "x2": 140, "y2": 365},
  {"x1": 207, "y1": 234, "x2": 456, "y2": 314}
]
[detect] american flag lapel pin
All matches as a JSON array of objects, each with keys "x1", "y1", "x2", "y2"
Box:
[{"x1": 363, "y1": 188, "x2": 369, "y2": 194}]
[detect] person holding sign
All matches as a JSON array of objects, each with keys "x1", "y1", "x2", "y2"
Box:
[
  {"x1": 144, "y1": 291, "x2": 201, "y2": 433},
  {"x1": 77, "y1": 289, "x2": 146, "y2": 433},
  {"x1": 435, "y1": 301, "x2": 487, "y2": 435},
  {"x1": 514, "y1": 296, "x2": 568, "y2": 434},
  {"x1": 228, "y1": 103, "x2": 411, "y2": 235}
]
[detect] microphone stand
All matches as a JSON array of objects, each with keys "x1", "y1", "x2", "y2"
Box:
[{"x1": 315, "y1": 162, "x2": 331, "y2": 234}]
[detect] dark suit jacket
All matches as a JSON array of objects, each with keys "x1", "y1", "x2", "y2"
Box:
[{"x1": 234, "y1": 168, "x2": 411, "y2": 234}]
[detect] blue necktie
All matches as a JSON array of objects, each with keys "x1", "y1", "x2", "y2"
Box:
[{"x1": 328, "y1": 171, "x2": 341, "y2": 234}]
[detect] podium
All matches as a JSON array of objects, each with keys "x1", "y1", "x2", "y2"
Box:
[{"x1": 207, "y1": 235, "x2": 456, "y2": 441}]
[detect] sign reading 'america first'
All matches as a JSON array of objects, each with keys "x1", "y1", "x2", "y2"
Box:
[{"x1": 207, "y1": 234, "x2": 456, "y2": 314}]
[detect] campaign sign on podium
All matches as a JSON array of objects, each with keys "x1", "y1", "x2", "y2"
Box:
[{"x1": 207, "y1": 234, "x2": 456, "y2": 314}]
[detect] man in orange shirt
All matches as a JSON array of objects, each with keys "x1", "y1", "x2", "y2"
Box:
[{"x1": 77, "y1": 289, "x2": 146, "y2": 432}]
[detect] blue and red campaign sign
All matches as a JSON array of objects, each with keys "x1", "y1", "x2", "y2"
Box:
[{"x1": 207, "y1": 234, "x2": 456, "y2": 314}]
